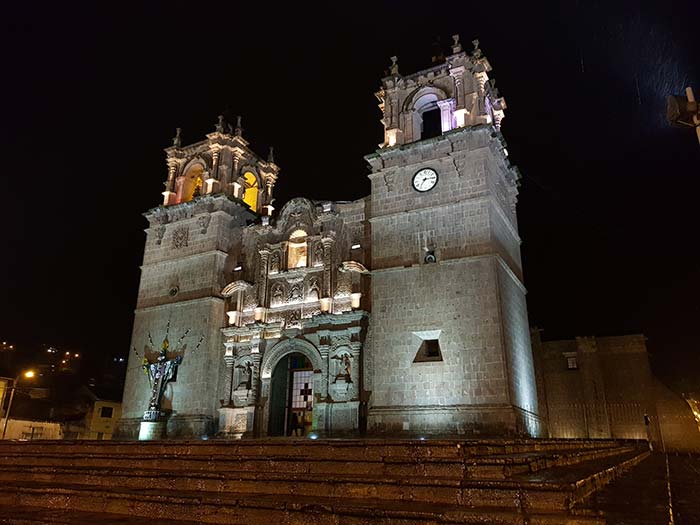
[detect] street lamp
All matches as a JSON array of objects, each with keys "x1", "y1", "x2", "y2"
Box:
[
  {"x1": 667, "y1": 87, "x2": 700, "y2": 146},
  {"x1": 1, "y1": 370, "x2": 36, "y2": 440}
]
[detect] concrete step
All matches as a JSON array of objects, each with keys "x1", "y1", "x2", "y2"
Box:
[
  {"x1": 0, "y1": 484, "x2": 606, "y2": 525},
  {"x1": 0, "y1": 438, "x2": 629, "y2": 462},
  {"x1": 0, "y1": 449, "x2": 649, "y2": 511},
  {"x1": 0, "y1": 505, "x2": 201, "y2": 525},
  {"x1": 0, "y1": 444, "x2": 637, "y2": 481}
]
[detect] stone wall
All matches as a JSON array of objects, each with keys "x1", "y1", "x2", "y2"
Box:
[
  {"x1": 368, "y1": 257, "x2": 518, "y2": 435},
  {"x1": 117, "y1": 195, "x2": 248, "y2": 439},
  {"x1": 533, "y1": 334, "x2": 700, "y2": 451},
  {"x1": 496, "y1": 262, "x2": 541, "y2": 436}
]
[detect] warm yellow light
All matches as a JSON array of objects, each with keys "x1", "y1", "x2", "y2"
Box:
[
  {"x1": 23, "y1": 370, "x2": 35, "y2": 379},
  {"x1": 74, "y1": 353, "x2": 79, "y2": 358},
  {"x1": 242, "y1": 172, "x2": 259, "y2": 212}
]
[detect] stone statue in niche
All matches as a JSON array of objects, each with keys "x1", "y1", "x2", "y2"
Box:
[
  {"x1": 269, "y1": 252, "x2": 280, "y2": 274},
  {"x1": 288, "y1": 283, "x2": 303, "y2": 303},
  {"x1": 332, "y1": 352, "x2": 353, "y2": 383},
  {"x1": 271, "y1": 283, "x2": 285, "y2": 306},
  {"x1": 306, "y1": 278, "x2": 320, "y2": 302},
  {"x1": 313, "y1": 243, "x2": 324, "y2": 267},
  {"x1": 235, "y1": 361, "x2": 253, "y2": 391}
]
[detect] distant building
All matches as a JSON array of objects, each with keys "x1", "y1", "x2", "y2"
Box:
[
  {"x1": 61, "y1": 388, "x2": 122, "y2": 440},
  {"x1": 84, "y1": 400, "x2": 122, "y2": 440},
  {"x1": 2, "y1": 419, "x2": 62, "y2": 440},
  {"x1": 532, "y1": 331, "x2": 700, "y2": 452}
]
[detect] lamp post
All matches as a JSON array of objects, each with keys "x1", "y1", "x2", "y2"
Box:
[
  {"x1": 1, "y1": 370, "x2": 36, "y2": 440},
  {"x1": 667, "y1": 86, "x2": 700, "y2": 146}
]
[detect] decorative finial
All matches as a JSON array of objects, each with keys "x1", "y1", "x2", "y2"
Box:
[
  {"x1": 472, "y1": 39, "x2": 482, "y2": 59},
  {"x1": 267, "y1": 146, "x2": 275, "y2": 163},
  {"x1": 172, "y1": 128, "x2": 182, "y2": 148},
  {"x1": 235, "y1": 115, "x2": 243, "y2": 137},
  {"x1": 389, "y1": 56, "x2": 399, "y2": 75},
  {"x1": 451, "y1": 34, "x2": 462, "y2": 53},
  {"x1": 215, "y1": 115, "x2": 225, "y2": 133}
]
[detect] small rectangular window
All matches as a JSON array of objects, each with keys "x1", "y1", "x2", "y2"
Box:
[
  {"x1": 566, "y1": 356, "x2": 578, "y2": 370},
  {"x1": 413, "y1": 339, "x2": 443, "y2": 363},
  {"x1": 100, "y1": 406, "x2": 114, "y2": 418}
]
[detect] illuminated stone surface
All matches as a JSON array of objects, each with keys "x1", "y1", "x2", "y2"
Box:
[
  {"x1": 117, "y1": 41, "x2": 541, "y2": 440},
  {"x1": 533, "y1": 332, "x2": 700, "y2": 451},
  {"x1": 0, "y1": 438, "x2": 660, "y2": 524}
]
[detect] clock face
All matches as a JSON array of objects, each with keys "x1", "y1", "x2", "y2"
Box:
[{"x1": 412, "y1": 168, "x2": 438, "y2": 192}]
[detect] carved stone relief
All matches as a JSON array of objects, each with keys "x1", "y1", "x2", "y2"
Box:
[
  {"x1": 172, "y1": 227, "x2": 189, "y2": 249},
  {"x1": 269, "y1": 252, "x2": 280, "y2": 274},
  {"x1": 270, "y1": 282, "x2": 285, "y2": 307},
  {"x1": 287, "y1": 309, "x2": 301, "y2": 329},
  {"x1": 197, "y1": 214, "x2": 211, "y2": 234},
  {"x1": 312, "y1": 243, "x2": 324, "y2": 267},
  {"x1": 288, "y1": 282, "x2": 303, "y2": 303},
  {"x1": 306, "y1": 277, "x2": 320, "y2": 302},
  {"x1": 153, "y1": 226, "x2": 166, "y2": 245},
  {"x1": 243, "y1": 292, "x2": 258, "y2": 310},
  {"x1": 335, "y1": 274, "x2": 352, "y2": 298},
  {"x1": 383, "y1": 171, "x2": 396, "y2": 192}
]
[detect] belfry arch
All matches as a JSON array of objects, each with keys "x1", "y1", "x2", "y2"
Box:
[
  {"x1": 177, "y1": 162, "x2": 205, "y2": 203},
  {"x1": 403, "y1": 86, "x2": 453, "y2": 141}
]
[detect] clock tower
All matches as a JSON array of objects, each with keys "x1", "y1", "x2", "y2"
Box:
[{"x1": 365, "y1": 37, "x2": 542, "y2": 436}]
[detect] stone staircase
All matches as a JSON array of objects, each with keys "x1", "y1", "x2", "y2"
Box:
[{"x1": 0, "y1": 438, "x2": 650, "y2": 524}]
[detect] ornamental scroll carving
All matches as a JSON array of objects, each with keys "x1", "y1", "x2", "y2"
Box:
[
  {"x1": 270, "y1": 282, "x2": 285, "y2": 307},
  {"x1": 306, "y1": 277, "x2": 320, "y2": 302},
  {"x1": 269, "y1": 252, "x2": 280, "y2": 274},
  {"x1": 312, "y1": 243, "x2": 324, "y2": 267},
  {"x1": 153, "y1": 226, "x2": 166, "y2": 245},
  {"x1": 172, "y1": 227, "x2": 189, "y2": 249},
  {"x1": 197, "y1": 214, "x2": 211, "y2": 234},
  {"x1": 288, "y1": 282, "x2": 303, "y2": 303}
]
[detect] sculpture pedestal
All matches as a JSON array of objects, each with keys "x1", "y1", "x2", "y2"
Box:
[
  {"x1": 218, "y1": 406, "x2": 254, "y2": 439},
  {"x1": 138, "y1": 420, "x2": 166, "y2": 441}
]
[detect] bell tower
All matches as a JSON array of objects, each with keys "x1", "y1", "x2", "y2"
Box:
[
  {"x1": 365, "y1": 37, "x2": 542, "y2": 436},
  {"x1": 118, "y1": 116, "x2": 280, "y2": 439}
]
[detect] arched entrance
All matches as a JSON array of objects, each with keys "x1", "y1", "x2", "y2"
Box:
[{"x1": 268, "y1": 353, "x2": 315, "y2": 437}]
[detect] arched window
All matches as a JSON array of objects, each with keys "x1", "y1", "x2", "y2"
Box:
[
  {"x1": 287, "y1": 230, "x2": 308, "y2": 269},
  {"x1": 180, "y1": 164, "x2": 204, "y2": 203},
  {"x1": 413, "y1": 93, "x2": 442, "y2": 140},
  {"x1": 242, "y1": 172, "x2": 259, "y2": 212}
]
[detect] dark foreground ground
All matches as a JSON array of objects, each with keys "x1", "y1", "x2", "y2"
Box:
[{"x1": 576, "y1": 453, "x2": 700, "y2": 524}]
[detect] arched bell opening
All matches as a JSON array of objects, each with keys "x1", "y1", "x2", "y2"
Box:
[
  {"x1": 242, "y1": 171, "x2": 260, "y2": 213},
  {"x1": 177, "y1": 164, "x2": 205, "y2": 203}
]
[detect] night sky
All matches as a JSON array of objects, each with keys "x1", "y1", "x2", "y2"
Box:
[{"x1": 2, "y1": 2, "x2": 699, "y2": 392}]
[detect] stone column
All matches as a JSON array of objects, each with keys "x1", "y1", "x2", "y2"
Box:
[
  {"x1": 450, "y1": 66, "x2": 467, "y2": 128},
  {"x1": 258, "y1": 249, "x2": 270, "y2": 309},
  {"x1": 437, "y1": 98, "x2": 456, "y2": 133},
  {"x1": 162, "y1": 159, "x2": 179, "y2": 205},
  {"x1": 207, "y1": 145, "x2": 221, "y2": 194},
  {"x1": 321, "y1": 238, "x2": 334, "y2": 306}
]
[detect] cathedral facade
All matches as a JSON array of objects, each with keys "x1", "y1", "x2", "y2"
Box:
[{"x1": 117, "y1": 37, "x2": 542, "y2": 440}]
